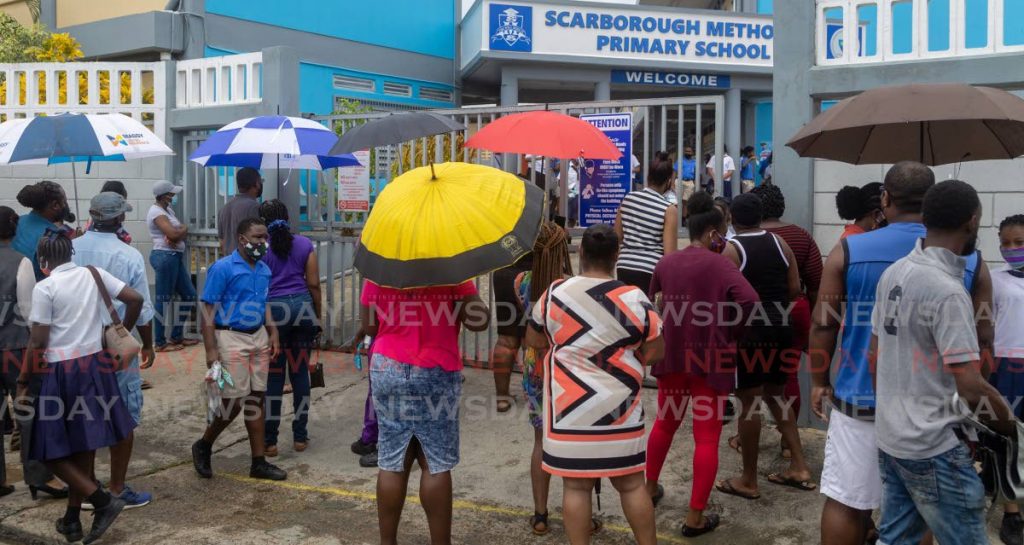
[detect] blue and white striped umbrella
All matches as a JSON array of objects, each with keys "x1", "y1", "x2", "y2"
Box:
[
  {"x1": 188, "y1": 115, "x2": 361, "y2": 170},
  {"x1": 0, "y1": 113, "x2": 172, "y2": 166}
]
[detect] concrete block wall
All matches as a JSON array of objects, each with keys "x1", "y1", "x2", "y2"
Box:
[
  {"x1": 811, "y1": 159, "x2": 1024, "y2": 268},
  {"x1": 0, "y1": 157, "x2": 173, "y2": 283}
]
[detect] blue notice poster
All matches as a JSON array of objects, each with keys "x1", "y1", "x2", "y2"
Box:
[{"x1": 578, "y1": 112, "x2": 632, "y2": 228}]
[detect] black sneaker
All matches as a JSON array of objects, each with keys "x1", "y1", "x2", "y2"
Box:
[
  {"x1": 83, "y1": 497, "x2": 126, "y2": 544},
  {"x1": 1001, "y1": 513, "x2": 1024, "y2": 545},
  {"x1": 250, "y1": 460, "x2": 287, "y2": 481},
  {"x1": 359, "y1": 450, "x2": 378, "y2": 468},
  {"x1": 192, "y1": 439, "x2": 213, "y2": 479},
  {"x1": 55, "y1": 517, "x2": 84, "y2": 542},
  {"x1": 351, "y1": 438, "x2": 376, "y2": 456}
]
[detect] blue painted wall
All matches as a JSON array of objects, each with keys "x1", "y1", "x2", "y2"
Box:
[
  {"x1": 757, "y1": 0, "x2": 773, "y2": 15},
  {"x1": 755, "y1": 102, "x2": 773, "y2": 150},
  {"x1": 205, "y1": 47, "x2": 454, "y2": 115},
  {"x1": 205, "y1": 0, "x2": 455, "y2": 59}
]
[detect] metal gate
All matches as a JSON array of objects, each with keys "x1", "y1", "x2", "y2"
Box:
[{"x1": 182, "y1": 96, "x2": 727, "y2": 361}]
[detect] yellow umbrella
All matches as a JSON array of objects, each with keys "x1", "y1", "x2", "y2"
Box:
[{"x1": 355, "y1": 162, "x2": 544, "y2": 288}]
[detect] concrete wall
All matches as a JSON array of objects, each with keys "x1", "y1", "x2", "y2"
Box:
[
  {"x1": 55, "y1": 0, "x2": 165, "y2": 28},
  {"x1": 812, "y1": 158, "x2": 1024, "y2": 268},
  {"x1": 0, "y1": 0, "x2": 33, "y2": 25},
  {"x1": 0, "y1": 158, "x2": 172, "y2": 280}
]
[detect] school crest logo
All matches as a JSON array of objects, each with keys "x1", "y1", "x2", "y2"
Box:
[{"x1": 490, "y1": 4, "x2": 532, "y2": 52}]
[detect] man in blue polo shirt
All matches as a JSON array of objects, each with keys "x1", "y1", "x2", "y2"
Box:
[
  {"x1": 192, "y1": 217, "x2": 285, "y2": 481},
  {"x1": 676, "y1": 146, "x2": 697, "y2": 216},
  {"x1": 809, "y1": 161, "x2": 993, "y2": 545}
]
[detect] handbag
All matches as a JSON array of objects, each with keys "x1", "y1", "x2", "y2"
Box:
[
  {"x1": 86, "y1": 266, "x2": 142, "y2": 367},
  {"x1": 309, "y1": 338, "x2": 325, "y2": 389},
  {"x1": 956, "y1": 393, "x2": 1024, "y2": 502}
]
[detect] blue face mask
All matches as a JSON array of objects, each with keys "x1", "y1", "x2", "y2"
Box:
[{"x1": 171, "y1": 195, "x2": 179, "y2": 206}]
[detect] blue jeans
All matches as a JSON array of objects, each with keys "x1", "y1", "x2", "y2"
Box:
[
  {"x1": 149, "y1": 249, "x2": 197, "y2": 347},
  {"x1": 877, "y1": 443, "x2": 988, "y2": 545},
  {"x1": 264, "y1": 292, "x2": 318, "y2": 446}
]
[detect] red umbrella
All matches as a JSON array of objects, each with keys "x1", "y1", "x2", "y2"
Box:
[{"x1": 465, "y1": 110, "x2": 622, "y2": 160}]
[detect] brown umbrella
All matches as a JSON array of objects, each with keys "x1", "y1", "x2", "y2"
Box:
[{"x1": 786, "y1": 83, "x2": 1024, "y2": 165}]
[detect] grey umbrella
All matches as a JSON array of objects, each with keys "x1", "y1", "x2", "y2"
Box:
[
  {"x1": 786, "y1": 83, "x2": 1024, "y2": 166},
  {"x1": 328, "y1": 111, "x2": 466, "y2": 155}
]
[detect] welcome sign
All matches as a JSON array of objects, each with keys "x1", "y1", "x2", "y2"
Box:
[{"x1": 484, "y1": 1, "x2": 773, "y2": 67}]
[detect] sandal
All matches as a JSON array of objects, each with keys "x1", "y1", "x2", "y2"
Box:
[
  {"x1": 155, "y1": 344, "x2": 184, "y2": 353},
  {"x1": 715, "y1": 479, "x2": 761, "y2": 500},
  {"x1": 175, "y1": 338, "x2": 202, "y2": 347},
  {"x1": 728, "y1": 435, "x2": 742, "y2": 454},
  {"x1": 141, "y1": 380, "x2": 153, "y2": 390},
  {"x1": 681, "y1": 513, "x2": 720, "y2": 538},
  {"x1": 529, "y1": 511, "x2": 550, "y2": 536},
  {"x1": 496, "y1": 398, "x2": 513, "y2": 413},
  {"x1": 766, "y1": 473, "x2": 817, "y2": 491}
]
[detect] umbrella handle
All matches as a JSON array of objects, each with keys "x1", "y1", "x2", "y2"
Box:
[{"x1": 71, "y1": 161, "x2": 81, "y2": 228}]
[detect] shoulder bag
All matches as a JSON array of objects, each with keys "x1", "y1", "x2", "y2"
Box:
[{"x1": 86, "y1": 266, "x2": 142, "y2": 367}]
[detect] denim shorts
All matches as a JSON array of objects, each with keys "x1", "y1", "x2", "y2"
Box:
[
  {"x1": 877, "y1": 443, "x2": 988, "y2": 545},
  {"x1": 116, "y1": 357, "x2": 143, "y2": 425},
  {"x1": 370, "y1": 353, "x2": 462, "y2": 474}
]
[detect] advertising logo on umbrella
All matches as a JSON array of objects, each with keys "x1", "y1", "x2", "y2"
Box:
[
  {"x1": 107, "y1": 133, "x2": 148, "y2": 147},
  {"x1": 490, "y1": 4, "x2": 532, "y2": 52}
]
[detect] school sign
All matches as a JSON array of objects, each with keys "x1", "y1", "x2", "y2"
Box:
[{"x1": 482, "y1": 1, "x2": 774, "y2": 67}]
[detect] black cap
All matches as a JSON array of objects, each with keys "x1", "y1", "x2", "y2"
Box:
[{"x1": 730, "y1": 193, "x2": 763, "y2": 228}]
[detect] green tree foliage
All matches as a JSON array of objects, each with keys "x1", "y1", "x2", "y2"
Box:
[{"x1": 0, "y1": 13, "x2": 48, "y2": 62}]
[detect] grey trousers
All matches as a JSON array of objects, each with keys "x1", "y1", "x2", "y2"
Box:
[{"x1": 2, "y1": 350, "x2": 54, "y2": 486}]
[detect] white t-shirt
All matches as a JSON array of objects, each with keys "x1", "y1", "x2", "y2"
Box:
[
  {"x1": 993, "y1": 266, "x2": 1024, "y2": 358},
  {"x1": 706, "y1": 154, "x2": 736, "y2": 181},
  {"x1": 631, "y1": 154, "x2": 641, "y2": 172},
  {"x1": 147, "y1": 204, "x2": 185, "y2": 252},
  {"x1": 30, "y1": 262, "x2": 126, "y2": 363}
]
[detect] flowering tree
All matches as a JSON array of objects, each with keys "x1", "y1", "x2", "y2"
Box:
[{"x1": 0, "y1": 16, "x2": 154, "y2": 108}]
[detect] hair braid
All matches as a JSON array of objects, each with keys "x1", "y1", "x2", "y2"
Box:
[{"x1": 529, "y1": 222, "x2": 573, "y2": 302}]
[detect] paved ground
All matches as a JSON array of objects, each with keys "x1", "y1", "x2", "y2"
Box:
[{"x1": 0, "y1": 347, "x2": 1006, "y2": 544}]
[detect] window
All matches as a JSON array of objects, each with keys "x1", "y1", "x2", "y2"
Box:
[
  {"x1": 1005, "y1": 0, "x2": 1024, "y2": 46},
  {"x1": 927, "y1": 0, "x2": 950, "y2": 52},
  {"x1": 891, "y1": 1, "x2": 914, "y2": 55},
  {"x1": 964, "y1": 0, "x2": 988, "y2": 49},
  {"x1": 333, "y1": 75, "x2": 375, "y2": 92},
  {"x1": 419, "y1": 87, "x2": 453, "y2": 103},
  {"x1": 824, "y1": 6, "x2": 845, "y2": 60},
  {"x1": 382, "y1": 82, "x2": 412, "y2": 98},
  {"x1": 857, "y1": 4, "x2": 878, "y2": 57}
]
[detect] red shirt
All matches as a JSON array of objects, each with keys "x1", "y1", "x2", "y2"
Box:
[
  {"x1": 650, "y1": 246, "x2": 759, "y2": 392},
  {"x1": 360, "y1": 280, "x2": 477, "y2": 372},
  {"x1": 765, "y1": 224, "x2": 823, "y2": 295}
]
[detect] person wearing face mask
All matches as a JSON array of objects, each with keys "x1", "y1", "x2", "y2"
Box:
[
  {"x1": 613, "y1": 151, "x2": 679, "y2": 292},
  {"x1": 644, "y1": 192, "x2": 757, "y2": 538},
  {"x1": 218, "y1": 167, "x2": 264, "y2": 255},
  {"x1": 12, "y1": 181, "x2": 75, "y2": 280},
  {"x1": 836, "y1": 182, "x2": 885, "y2": 241},
  {"x1": 84, "y1": 182, "x2": 133, "y2": 244},
  {"x1": 192, "y1": 218, "x2": 284, "y2": 482},
  {"x1": 989, "y1": 214, "x2": 1024, "y2": 545},
  {"x1": 871, "y1": 180, "x2": 1014, "y2": 545},
  {"x1": 147, "y1": 181, "x2": 199, "y2": 353},
  {"x1": 809, "y1": 162, "x2": 991, "y2": 545}
]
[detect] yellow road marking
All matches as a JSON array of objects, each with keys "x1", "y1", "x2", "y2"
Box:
[{"x1": 222, "y1": 473, "x2": 689, "y2": 544}]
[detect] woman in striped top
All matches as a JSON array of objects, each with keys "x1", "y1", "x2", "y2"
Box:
[{"x1": 614, "y1": 152, "x2": 679, "y2": 292}]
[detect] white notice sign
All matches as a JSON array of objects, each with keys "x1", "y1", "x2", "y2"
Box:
[{"x1": 338, "y1": 150, "x2": 371, "y2": 212}]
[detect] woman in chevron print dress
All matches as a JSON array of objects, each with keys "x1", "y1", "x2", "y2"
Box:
[{"x1": 526, "y1": 224, "x2": 664, "y2": 545}]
